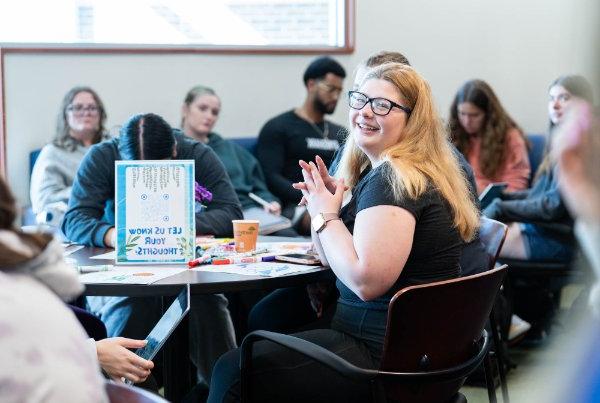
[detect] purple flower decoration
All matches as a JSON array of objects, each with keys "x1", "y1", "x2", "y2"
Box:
[{"x1": 194, "y1": 182, "x2": 213, "y2": 204}]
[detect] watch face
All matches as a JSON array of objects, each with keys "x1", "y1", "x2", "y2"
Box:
[{"x1": 312, "y1": 213, "x2": 326, "y2": 232}]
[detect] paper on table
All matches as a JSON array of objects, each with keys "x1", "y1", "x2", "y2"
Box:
[
  {"x1": 90, "y1": 251, "x2": 117, "y2": 260},
  {"x1": 91, "y1": 242, "x2": 311, "y2": 261},
  {"x1": 192, "y1": 262, "x2": 319, "y2": 277},
  {"x1": 80, "y1": 267, "x2": 186, "y2": 285}
]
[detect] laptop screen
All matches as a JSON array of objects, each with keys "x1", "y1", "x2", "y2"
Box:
[
  {"x1": 479, "y1": 182, "x2": 508, "y2": 210},
  {"x1": 135, "y1": 285, "x2": 190, "y2": 361}
]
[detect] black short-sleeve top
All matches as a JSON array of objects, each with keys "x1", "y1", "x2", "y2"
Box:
[{"x1": 336, "y1": 163, "x2": 463, "y2": 310}]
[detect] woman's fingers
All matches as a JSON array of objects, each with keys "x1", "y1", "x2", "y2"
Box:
[
  {"x1": 114, "y1": 337, "x2": 147, "y2": 349},
  {"x1": 299, "y1": 159, "x2": 312, "y2": 173},
  {"x1": 128, "y1": 353, "x2": 154, "y2": 370},
  {"x1": 301, "y1": 165, "x2": 316, "y2": 193},
  {"x1": 293, "y1": 182, "x2": 310, "y2": 205},
  {"x1": 292, "y1": 182, "x2": 308, "y2": 190},
  {"x1": 334, "y1": 178, "x2": 345, "y2": 198},
  {"x1": 315, "y1": 155, "x2": 329, "y2": 176},
  {"x1": 296, "y1": 159, "x2": 339, "y2": 208},
  {"x1": 309, "y1": 161, "x2": 326, "y2": 190}
]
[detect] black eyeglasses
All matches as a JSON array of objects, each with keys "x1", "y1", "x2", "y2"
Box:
[
  {"x1": 67, "y1": 104, "x2": 100, "y2": 115},
  {"x1": 318, "y1": 81, "x2": 343, "y2": 95},
  {"x1": 348, "y1": 91, "x2": 412, "y2": 116}
]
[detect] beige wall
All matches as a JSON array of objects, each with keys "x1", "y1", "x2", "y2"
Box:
[{"x1": 4, "y1": 0, "x2": 598, "y2": 205}]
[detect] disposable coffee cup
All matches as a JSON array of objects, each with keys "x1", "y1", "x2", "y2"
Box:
[{"x1": 232, "y1": 220, "x2": 260, "y2": 252}]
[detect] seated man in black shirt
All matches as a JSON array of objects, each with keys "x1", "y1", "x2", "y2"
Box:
[{"x1": 256, "y1": 56, "x2": 347, "y2": 232}]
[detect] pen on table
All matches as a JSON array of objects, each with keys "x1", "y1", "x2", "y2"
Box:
[
  {"x1": 188, "y1": 253, "x2": 212, "y2": 268},
  {"x1": 238, "y1": 247, "x2": 269, "y2": 257},
  {"x1": 212, "y1": 256, "x2": 277, "y2": 265},
  {"x1": 77, "y1": 265, "x2": 113, "y2": 274},
  {"x1": 248, "y1": 192, "x2": 272, "y2": 209}
]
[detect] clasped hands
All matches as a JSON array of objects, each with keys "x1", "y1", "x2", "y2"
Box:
[{"x1": 292, "y1": 155, "x2": 346, "y2": 218}]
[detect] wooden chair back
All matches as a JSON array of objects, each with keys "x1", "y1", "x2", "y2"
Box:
[{"x1": 379, "y1": 265, "x2": 507, "y2": 402}]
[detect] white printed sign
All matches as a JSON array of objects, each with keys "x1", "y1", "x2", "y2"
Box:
[{"x1": 115, "y1": 160, "x2": 195, "y2": 264}]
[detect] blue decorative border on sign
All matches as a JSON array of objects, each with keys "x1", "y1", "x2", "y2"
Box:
[{"x1": 115, "y1": 160, "x2": 195, "y2": 264}]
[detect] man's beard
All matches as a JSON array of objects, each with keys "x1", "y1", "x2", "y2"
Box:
[{"x1": 314, "y1": 96, "x2": 336, "y2": 115}]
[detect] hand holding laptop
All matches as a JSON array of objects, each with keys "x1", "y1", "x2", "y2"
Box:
[
  {"x1": 249, "y1": 192, "x2": 281, "y2": 215},
  {"x1": 96, "y1": 337, "x2": 154, "y2": 384},
  {"x1": 98, "y1": 286, "x2": 191, "y2": 385},
  {"x1": 245, "y1": 193, "x2": 292, "y2": 234}
]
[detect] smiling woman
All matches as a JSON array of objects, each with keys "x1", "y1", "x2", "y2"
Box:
[
  {"x1": 29, "y1": 86, "x2": 110, "y2": 220},
  {"x1": 348, "y1": 84, "x2": 412, "y2": 162},
  {"x1": 206, "y1": 63, "x2": 479, "y2": 402}
]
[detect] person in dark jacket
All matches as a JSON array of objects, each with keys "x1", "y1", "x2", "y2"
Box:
[
  {"x1": 484, "y1": 75, "x2": 593, "y2": 262},
  {"x1": 62, "y1": 113, "x2": 242, "y2": 388}
]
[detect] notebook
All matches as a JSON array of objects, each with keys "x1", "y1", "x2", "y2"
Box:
[
  {"x1": 243, "y1": 207, "x2": 292, "y2": 235},
  {"x1": 479, "y1": 182, "x2": 508, "y2": 209},
  {"x1": 135, "y1": 285, "x2": 190, "y2": 361}
]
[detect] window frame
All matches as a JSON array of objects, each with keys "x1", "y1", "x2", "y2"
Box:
[
  {"x1": 0, "y1": 0, "x2": 355, "y2": 55},
  {"x1": 0, "y1": 0, "x2": 355, "y2": 175}
]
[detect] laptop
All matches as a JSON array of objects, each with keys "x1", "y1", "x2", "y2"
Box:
[
  {"x1": 479, "y1": 182, "x2": 508, "y2": 209},
  {"x1": 243, "y1": 207, "x2": 292, "y2": 235},
  {"x1": 135, "y1": 285, "x2": 190, "y2": 361}
]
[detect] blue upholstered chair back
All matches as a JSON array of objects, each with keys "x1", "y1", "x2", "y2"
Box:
[
  {"x1": 231, "y1": 137, "x2": 258, "y2": 156},
  {"x1": 30, "y1": 148, "x2": 41, "y2": 176},
  {"x1": 526, "y1": 133, "x2": 546, "y2": 180}
]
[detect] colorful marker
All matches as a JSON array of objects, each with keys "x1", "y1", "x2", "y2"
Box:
[
  {"x1": 187, "y1": 253, "x2": 212, "y2": 268},
  {"x1": 211, "y1": 255, "x2": 277, "y2": 265}
]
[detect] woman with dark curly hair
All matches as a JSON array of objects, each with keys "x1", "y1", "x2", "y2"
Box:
[{"x1": 449, "y1": 79, "x2": 530, "y2": 194}]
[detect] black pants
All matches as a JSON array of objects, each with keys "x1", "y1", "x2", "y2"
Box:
[
  {"x1": 207, "y1": 329, "x2": 377, "y2": 403},
  {"x1": 248, "y1": 286, "x2": 318, "y2": 333}
]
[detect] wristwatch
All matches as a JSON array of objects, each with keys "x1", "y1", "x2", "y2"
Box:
[{"x1": 312, "y1": 212, "x2": 340, "y2": 233}]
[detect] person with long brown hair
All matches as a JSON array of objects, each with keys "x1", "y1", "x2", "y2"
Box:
[
  {"x1": 206, "y1": 63, "x2": 479, "y2": 402},
  {"x1": 30, "y1": 86, "x2": 110, "y2": 223},
  {"x1": 449, "y1": 79, "x2": 530, "y2": 194},
  {"x1": 483, "y1": 75, "x2": 593, "y2": 261}
]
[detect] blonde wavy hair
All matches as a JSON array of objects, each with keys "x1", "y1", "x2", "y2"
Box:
[{"x1": 335, "y1": 63, "x2": 479, "y2": 241}]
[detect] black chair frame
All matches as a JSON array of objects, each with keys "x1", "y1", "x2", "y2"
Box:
[{"x1": 240, "y1": 329, "x2": 491, "y2": 403}]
